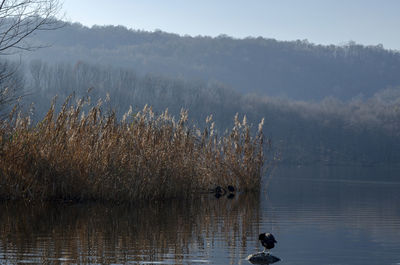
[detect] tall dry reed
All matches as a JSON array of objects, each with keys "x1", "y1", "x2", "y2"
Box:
[{"x1": 0, "y1": 95, "x2": 265, "y2": 201}]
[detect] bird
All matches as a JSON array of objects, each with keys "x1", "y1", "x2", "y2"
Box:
[
  {"x1": 258, "y1": 233, "x2": 277, "y2": 254},
  {"x1": 227, "y1": 185, "x2": 235, "y2": 199},
  {"x1": 227, "y1": 185, "x2": 235, "y2": 193},
  {"x1": 214, "y1": 186, "x2": 226, "y2": 198},
  {"x1": 212, "y1": 185, "x2": 236, "y2": 198}
]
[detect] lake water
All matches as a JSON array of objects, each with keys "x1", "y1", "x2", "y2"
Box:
[{"x1": 0, "y1": 165, "x2": 399, "y2": 265}]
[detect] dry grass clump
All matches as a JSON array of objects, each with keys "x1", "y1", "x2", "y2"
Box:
[{"x1": 0, "y1": 96, "x2": 265, "y2": 201}]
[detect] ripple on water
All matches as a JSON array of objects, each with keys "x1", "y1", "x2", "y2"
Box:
[{"x1": 0, "y1": 166, "x2": 400, "y2": 265}]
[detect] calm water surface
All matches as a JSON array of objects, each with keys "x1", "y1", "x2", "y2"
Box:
[{"x1": 1, "y1": 166, "x2": 399, "y2": 265}]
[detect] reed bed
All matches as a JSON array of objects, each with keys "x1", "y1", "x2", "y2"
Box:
[{"x1": 0, "y1": 95, "x2": 265, "y2": 202}]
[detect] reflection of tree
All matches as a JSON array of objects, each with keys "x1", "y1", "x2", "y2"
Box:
[{"x1": 0, "y1": 193, "x2": 260, "y2": 264}]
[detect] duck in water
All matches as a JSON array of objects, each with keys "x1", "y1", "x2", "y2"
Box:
[
  {"x1": 214, "y1": 186, "x2": 226, "y2": 198},
  {"x1": 213, "y1": 185, "x2": 236, "y2": 198},
  {"x1": 227, "y1": 185, "x2": 235, "y2": 199}
]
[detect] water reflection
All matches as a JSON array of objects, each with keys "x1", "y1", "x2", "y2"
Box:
[
  {"x1": 1, "y1": 166, "x2": 400, "y2": 265},
  {"x1": 0, "y1": 193, "x2": 261, "y2": 264},
  {"x1": 262, "y1": 165, "x2": 400, "y2": 265}
]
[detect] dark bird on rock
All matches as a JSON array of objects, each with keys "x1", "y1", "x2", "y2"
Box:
[{"x1": 259, "y1": 233, "x2": 277, "y2": 253}]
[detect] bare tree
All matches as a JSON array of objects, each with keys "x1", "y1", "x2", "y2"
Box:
[
  {"x1": 0, "y1": 0, "x2": 63, "y2": 54},
  {"x1": 0, "y1": 60, "x2": 24, "y2": 116},
  {"x1": 0, "y1": 0, "x2": 62, "y2": 114}
]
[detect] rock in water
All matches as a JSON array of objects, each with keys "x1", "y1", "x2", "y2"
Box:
[{"x1": 246, "y1": 252, "x2": 280, "y2": 264}]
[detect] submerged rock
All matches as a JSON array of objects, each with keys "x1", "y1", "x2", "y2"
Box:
[{"x1": 246, "y1": 252, "x2": 280, "y2": 264}]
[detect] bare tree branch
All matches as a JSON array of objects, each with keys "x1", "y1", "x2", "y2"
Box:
[
  {"x1": 0, "y1": 0, "x2": 63, "y2": 55},
  {"x1": 0, "y1": 0, "x2": 63, "y2": 113}
]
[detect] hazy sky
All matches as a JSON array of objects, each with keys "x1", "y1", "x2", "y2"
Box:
[{"x1": 63, "y1": 0, "x2": 400, "y2": 50}]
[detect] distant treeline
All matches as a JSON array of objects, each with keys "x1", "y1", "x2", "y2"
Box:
[
  {"x1": 20, "y1": 22, "x2": 400, "y2": 101},
  {"x1": 21, "y1": 60, "x2": 400, "y2": 165}
]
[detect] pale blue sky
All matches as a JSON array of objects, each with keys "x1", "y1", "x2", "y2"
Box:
[{"x1": 62, "y1": 0, "x2": 400, "y2": 50}]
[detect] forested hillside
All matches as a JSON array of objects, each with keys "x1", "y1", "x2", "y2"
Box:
[
  {"x1": 22, "y1": 22, "x2": 400, "y2": 101},
  {"x1": 2, "y1": 22, "x2": 400, "y2": 165},
  {"x1": 21, "y1": 61, "x2": 400, "y2": 165}
]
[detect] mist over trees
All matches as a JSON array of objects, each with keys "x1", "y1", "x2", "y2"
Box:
[
  {"x1": 1, "y1": 21, "x2": 399, "y2": 165},
  {"x1": 23, "y1": 60, "x2": 400, "y2": 165},
  {"x1": 0, "y1": 0, "x2": 62, "y2": 113},
  {"x1": 0, "y1": 60, "x2": 25, "y2": 117},
  {"x1": 21, "y1": 22, "x2": 400, "y2": 101}
]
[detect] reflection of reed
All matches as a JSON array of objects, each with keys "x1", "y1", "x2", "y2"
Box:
[{"x1": 0, "y1": 193, "x2": 260, "y2": 264}]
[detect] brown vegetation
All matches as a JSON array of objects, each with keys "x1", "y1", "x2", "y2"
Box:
[{"x1": 0, "y1": 95, "x2": 265, "y2": 201}]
